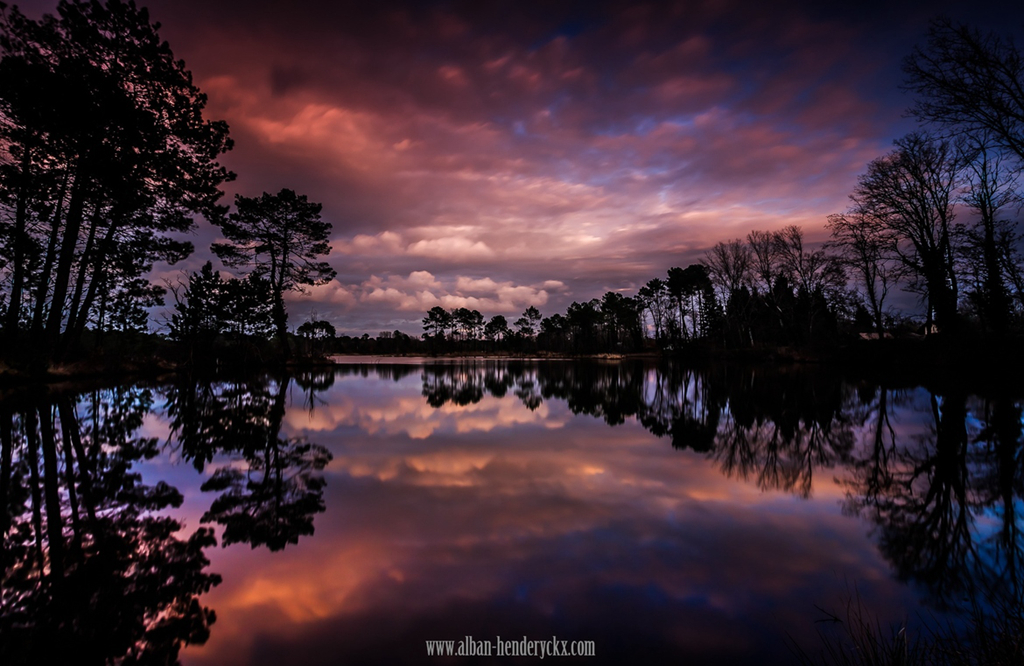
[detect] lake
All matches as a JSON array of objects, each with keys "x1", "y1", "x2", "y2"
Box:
[{"x1": 1, "y1": 359, "x2": 1020, "y2": 664}]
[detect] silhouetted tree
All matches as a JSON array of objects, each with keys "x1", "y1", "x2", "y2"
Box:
[
  {"x1": 702, "y1": 239, "x2": 753, "y2": 303},
  {"x1": 851, "y1": 133, "x2": 962, "y2": 332},
  {"x1": 826, "y1": 213, "x2": 897, "y2": 334},
  {"x1": 747, "y1": 229, "x2": 783, "y2": 293},
  {"x1": 0, "y1": 0, "x2": 232, "y2": 361},
  {"x1": 958, "y1": 138, "x2": 1022, "y2": 334},
  {"x1": 904, "y1": 18, "x2": 1024, "y2": 162},
  {"x1": 219, "y1": 274, "x2": 276, "y2": 340},
  {"x1": 167, "y1": 262, "x2": 223, "y2": 352},
  {"x1": 212, "y1": 189, "x2": 335, "y2": 359},
  {"x1": 452, "y1": 307, "x2": 483, "y2": 342},
  {"x1": 167, "y1": 262, "x2": 274, "y2": 363},
  {"x1": 514, "y1": 306, "x2": 542, "y2": 339},
  {"x1": 539, "y1": 313, "x2": 569, "y2": 352},
  {"x1": 422, "y1": 306, "x2": 452, "y2": 341},
  {"x1": 638, "y1": 278, "x2": 668, "y2": 343},
  {"x1": 297, "y1": 319, "x2": 336, "y2": 357},
  {"x1": 566, "y1": 299, "x2": 602, "y2": 353},
  {"x1": 483, "y1": 315, "x2": 510, "y2": 344}
]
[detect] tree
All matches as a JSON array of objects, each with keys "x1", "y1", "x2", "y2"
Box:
[
  {"x1": 167, "y1": 261, "x2": 275, "y2": 362},
  {"x1": 539, "y1": 313, "x2": 568, "y2": 351},
  {"x1": 638, "y1": 278, "x2": 667, "y2": 342},
  {"x1": 826, "y1": 213, "x2": 897, "y2": 334},
  {"x1": 901, "y1": 18, "x2": 1024, "y2": 334},
  {"x1": 957, "y1": 138, "x2": 1022, "y2": 334},
  {"x1": 772, "y1": 226, "x2": 847, "y2": 308},
  {"x1": 851, "y1": 133, "x2": 962, "y2": 331},
  {"x1": 747, "y1": 229, "x2": 782, "y2": 293},
  {"x1": 0, "y1": 0, "x2": 233, "y2": 360},
  {"x1": 600, "y1": 291, "x2": 641, "y2": 350},
  {"x1": 422, "y1": 306, "x2": 452, "y2": 340},
  {"x1": 167, "y1": 261, "x2": 223, "y2": 348},
  {"x1": 904, "y1": 18, "x2": 1024, "y2": 162},
  {"x1": 514, "y1": 306, "x2": 542, "y2": 338},
  {"x1": 219, "y1": 275, "x2": 275, "y2": 340},
  {"x1": 702, "y1": 239, "x2": 752, "y2": 302},
  {"x1": 483, "y1": 315, "x2": 509, "y2": 343},
  {"x1": 297, "y1": 319, "x2": 336, "y2": 341},
  {"x1": 667, "y1": 264, "x2": 716, "y2": 340},
  {"x1": 566, "y1": 299, "x2": 601, "y2": 352},
  {"x1": 666, "y1": 267, "x2": 690, "y2": 342},
  {"x1": 212, "y1": 189, "x2": 335, "y2": 358},
  {"x1": 297, "y1": 318, "x2": 336, "y2": 357},
  {"x1": 452, "y1": 307, "x2": 483, "y2": 341}
]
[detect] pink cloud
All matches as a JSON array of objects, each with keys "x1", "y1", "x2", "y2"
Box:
[{"x1": 120, "y1": 0, "x2": 965, "y2": 332}]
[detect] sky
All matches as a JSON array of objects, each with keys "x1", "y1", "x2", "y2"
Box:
[{"x1": 21, "y1": 0, "x2": 1024, "y2": 335}]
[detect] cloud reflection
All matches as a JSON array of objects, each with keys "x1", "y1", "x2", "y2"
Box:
[{"x1": 180, "y1": 366, "x2": 927, "y2": 665}]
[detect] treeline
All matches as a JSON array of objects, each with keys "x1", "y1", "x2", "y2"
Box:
[
  {"x1": 396, "y1": 18, "x2": 1024, "y2": 356},
  {"x1": 4, "y1": 9, "x2": 1024, "y2": 369},
  {"x1": 403, "y1": 225, "x2": 846, "y2": 355},
  {"x1": 0, "y1": 1, "x2": 333, "y2": 372}
]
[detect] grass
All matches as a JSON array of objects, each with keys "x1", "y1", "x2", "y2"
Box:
[{"x1": 790, "y1": 588, "x2": 1024, "y2": 666}]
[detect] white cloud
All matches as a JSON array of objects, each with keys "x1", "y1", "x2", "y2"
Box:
[
  {"x1": 356, "y1": 271, "x2": 551, "y2": 314},
  {"x1": 287, "y1": 279, "x2": 358, "y2": 306},
  {"x1": 406, "y1": 237, "x2": 495, "y2": 260}
]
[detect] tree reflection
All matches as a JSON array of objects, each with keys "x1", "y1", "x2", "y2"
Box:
[
  {"x1": 164, "y1": 374, "x2": 332, "y2": 551},
  {"x1": 415, "y1": 361, "x2": 853, "y2": 497},
  {"x1": 710, "y1": 367, "x2": 854, "y2": 498},
  {"x1": 408, "y1": 359, "x2": 1023, "y2": 616},
  {"x1": 844, "y1": 387, "x2": 1024, "y2": 615},
  {"x1": 0, "y1": 388, "x2": 219, "y2": 665},
  {"x1": 0, "y1": 373, "x2": 335, "y2": 662},
  {"x1": 422, "y1": 364, "x2": 487, "y2": 407}
]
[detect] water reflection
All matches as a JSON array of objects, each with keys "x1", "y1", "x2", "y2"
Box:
[
  {"x1": 843, "y1": 390, "x2": 1024, "y2": 611},
  {"x1": 412, "y1": 362, "x2": 857, "y2": 497},
  {"x1": 1, "y1": 362, "x2": 1021, "y2": 664},
  {"x1": 164, "y1": 375, "x2": 332, "y2": 551},
  {"x1": 412, "y1": 363, "x2": 1022, "y2": 604},
  {"x1": 0, "y1": 387, "x2": 219, "y2": 664},
  {"x1": 0, "y1": 377, "x2": 332, "y2": 665}
]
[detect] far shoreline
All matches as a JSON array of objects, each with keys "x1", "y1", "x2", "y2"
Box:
[{"x1": 0, "y1": 336, "x2": 1020, "y2": 395}]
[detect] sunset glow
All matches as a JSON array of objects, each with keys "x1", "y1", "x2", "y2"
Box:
[{"x1": 17, "y1": 0, "x2": 1021, "y2": 334}]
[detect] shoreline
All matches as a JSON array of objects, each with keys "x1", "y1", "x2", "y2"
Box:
[{"x1": 0, "y1": 336, "x2": 1019, "y2": 390}]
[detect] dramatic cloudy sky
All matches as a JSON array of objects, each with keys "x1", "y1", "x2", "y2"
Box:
[{"x1": 23, "y1": 0, "x2": 1024, "y2": 334}]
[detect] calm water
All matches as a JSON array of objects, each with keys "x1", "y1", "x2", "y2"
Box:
[{"x1": 1, "y1": 360, "x2": 1021, "y2": 664}]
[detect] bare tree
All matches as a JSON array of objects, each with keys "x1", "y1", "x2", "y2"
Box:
[
  {"x1": 746, "y1": 229, "x2": 781, "y2": 293},
  {"x1": 826, "y1": 213, "x2": 898, "y2": 333},
  {"x1": 958, "y1": 136, "x2": 1023, "y2": 332},
  {"x1": 772, "y1": 225, "x2": 846, "y2": 297},
  {"x1": 702, "y1": 239, "x2": 752, "y2": 302},
  {"x1": 851, "y1": 133, "x2": 962, "y2": 331},
  {"x1": 904, "y1": 18, "x2": 1024, "y2": 162}
]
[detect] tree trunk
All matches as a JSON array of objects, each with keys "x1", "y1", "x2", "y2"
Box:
[
  {"x1": 45, "y1": 167, "x2": 88, "y2": 354},
  {"x1": 63, "y1": 219, "x2": 121, "y2": 358},
  {"x1": 274, "y1": 291, "x2": 290, "y2": 359},
  {"x1": 4, "y1": 145, "x2": 33, "y2": 343},
  {"x1": 32, "y1": 168, "x2": 71, "y2": 335}
]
